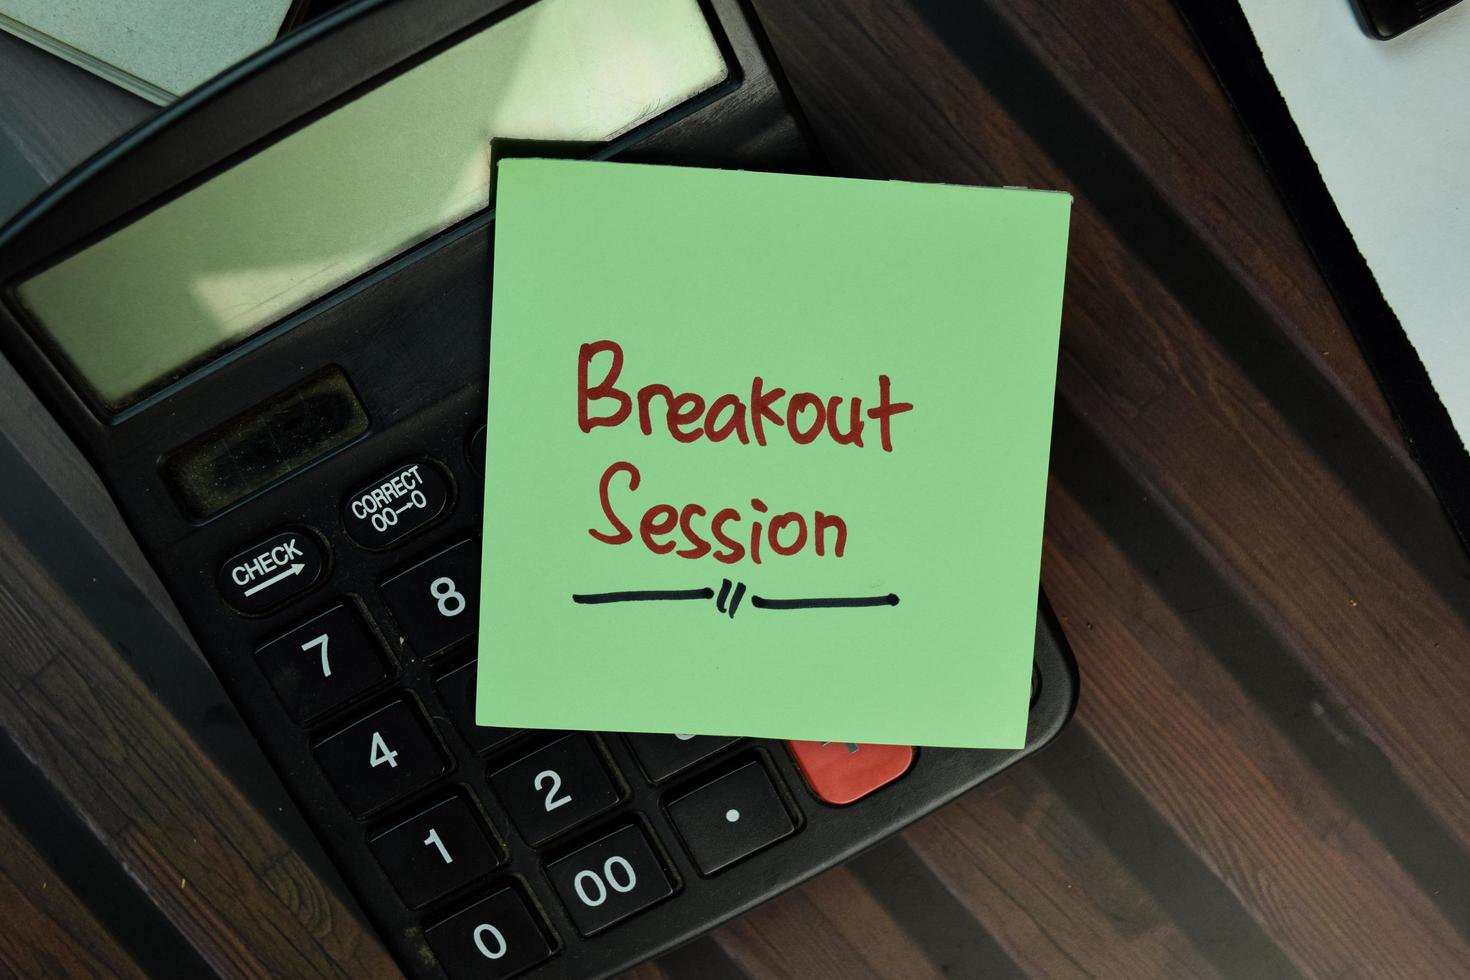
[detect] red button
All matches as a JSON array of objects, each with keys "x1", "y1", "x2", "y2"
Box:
[{"x1": 786, "y1": 741, "x2": 914, "y2": 805}]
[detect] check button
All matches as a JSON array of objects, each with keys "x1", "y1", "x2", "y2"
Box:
[{"x1": 218, "y1": 528, "x2": 326, "y2": 614}]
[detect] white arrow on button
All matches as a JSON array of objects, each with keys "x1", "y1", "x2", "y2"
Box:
[{"x1": 242, "y1": 562, "x2": 305, "y2": 597}]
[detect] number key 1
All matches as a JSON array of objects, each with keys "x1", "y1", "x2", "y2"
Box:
[{"x1": 369, "y1": 797, "x2": 500, "y2": 908}]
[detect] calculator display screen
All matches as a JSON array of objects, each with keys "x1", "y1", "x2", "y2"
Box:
[{"x1": 14, "y1": 0, "x2": 728, "y2": 411}]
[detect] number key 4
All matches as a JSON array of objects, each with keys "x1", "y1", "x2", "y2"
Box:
[{"x1": 314, "y1": 699, "x2": 448, "y2": 815}]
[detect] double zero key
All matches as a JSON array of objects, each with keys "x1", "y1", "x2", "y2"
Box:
[{"x1": 546, "y1": 825, "x2": 674, "y2": 936}]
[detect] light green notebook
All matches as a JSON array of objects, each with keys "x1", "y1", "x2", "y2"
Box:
[
  {"x1": 478, "y1": 159, "x2": 1071, "y2": 749},
  {"x1": 0, "y1": 0, "x2": 294, "y2": 104}
]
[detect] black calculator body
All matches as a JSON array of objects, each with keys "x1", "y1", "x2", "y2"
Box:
[{"x1": 0, "y1": 1, "x2": 1078, "y2": 977}]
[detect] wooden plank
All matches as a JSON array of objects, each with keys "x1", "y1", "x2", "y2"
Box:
[
  {"x1": 903, "y1": 764, "x2": 1223, "y2": 979},
  {"x1": 1041, "y1": 483, "x2": 1470, "y2": 976},
  {"x1": 990, "y1": 0, "x2": 1403, "y2": 446},
  {"x1": 0, "y1": 515, "x2": 398, "y2": 979},
  {"x1": 713, "y1": 868, "x2": 940, "y2": 980},
  {"x1": 757, "y1": 0, "x2": 1470, "y2": 860},
  {"x1": 0, "y1": 806, "x2": 147, "y2": 980}
]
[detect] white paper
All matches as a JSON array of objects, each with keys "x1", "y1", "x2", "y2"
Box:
[{"x1": 1238, "y1": 0, "x2": 1470, "y2": 448}]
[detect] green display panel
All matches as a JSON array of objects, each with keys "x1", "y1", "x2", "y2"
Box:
[{"x1": 16, "y1": 0, "x2": 727, "y2": 410}]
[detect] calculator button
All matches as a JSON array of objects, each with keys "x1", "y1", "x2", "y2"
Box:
[
  {"x1": 547, "y1": 825, "x2": 674, "y2": 936},
  {"x1": 314, "y1": 700, "x2": 448, "y2": 815},
  {"x1": 425, "y1": 887, "x2": 551, "y2": 980},
  {"x1": 467, "y1": 424, "x2": 486, "y2": 476},
  {"x1": 342, "y1": 459, "x2": 449, "y2": 549},
  {"x1": 217, "y1": 528, "x2": 325, "y2": 614},
  {"x1": 255, "y1": 604, "x2": 388, "y2": 722},
  {"x1": 369, "y1": 797, "x2": 499, "y2": 908},
  {"x1": 624, "y1": 733, "x2": 741, "y2": 782},
  {"x1": 489, "y1": 735, "x2": 619, "y2": 845},
  {"x1": 381, "y1": 539, "x2": 479, "y2": 657},
  {"x1": 667, "y1": 762, "x2": 795, "y2": 875},
  {"x1": 787, "y1": 741, "x2": 914, "y2": 805},
  {"x1": 436, "y1": 662, "x2": 522, "y2": 754}
]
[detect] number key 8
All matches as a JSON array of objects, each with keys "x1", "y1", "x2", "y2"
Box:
[{"x1": 380, "y1": 539, "x2": 481, "y2": 658}]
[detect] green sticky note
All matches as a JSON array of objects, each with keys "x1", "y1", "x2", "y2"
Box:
[{"x1": 478, "y1": 159, "x2": 1070, "y2": 748}]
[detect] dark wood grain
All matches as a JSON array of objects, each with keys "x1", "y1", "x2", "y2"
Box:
[
  {"x1": 0, "y1": 513, "x2": 399, "y2": 978},
  {"x1": 0, "y1": 807, "x2": 148, "y2": 980},
  {"x1": 3, "y1": 0, "x2": 1469, "y2": 977}
]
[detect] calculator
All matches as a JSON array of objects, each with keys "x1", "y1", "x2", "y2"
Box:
[{"x1": 0, "y1": 0, "x2": 1078, "y2": 977}]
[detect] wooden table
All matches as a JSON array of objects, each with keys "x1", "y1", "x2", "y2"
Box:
[{"x1": 2, "y1": 1, "x2": 1468, "y2": 977}]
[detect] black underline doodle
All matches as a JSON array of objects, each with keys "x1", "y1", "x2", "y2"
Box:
[
  {"x1": 571, "y1": 588, "x2": 714, "y2": 604},
  {"x1": 571, "y1": 580, "x2": 899, "y2": 618}
]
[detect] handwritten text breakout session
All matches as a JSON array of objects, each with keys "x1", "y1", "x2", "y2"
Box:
[{"x1": 578, "y1": 340, "x2": 913, "y2": 564}]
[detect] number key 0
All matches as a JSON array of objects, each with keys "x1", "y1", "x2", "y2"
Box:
[
  {"x1": 489, "y1": 735, "x2": 619, "y2": 846},
  {"x1": 380, "y1": 539, "x2": 480, "y2": 658},
  {"x1": 425, "y1": 887, "x2": 551, "y2": 980}
]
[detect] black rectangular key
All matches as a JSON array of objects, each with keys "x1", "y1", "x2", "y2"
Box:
[
  {"x1": 489, "y1": 735, "x2": 618, "y2": 846},
  {"x1": 435, "y1": 661, "x2": 521, "y2": 754},
  {"x1": 380, "y1": 539, "x2": 479, "y2": 657},
  {"x1": 667, "y1": 762, "x2": 796, "y2": 874},
  {"x1": 425, "y1": 887, "x2": 552, "y2": 980},
  {"x1": 624, "y1": 733, "x2": 741, "y2": 782},
  {"x1": 255, "y1": 603, "x2": 389, "y2": 722},
  {"x1": 314, "y1": 699, "x2": 447, "y2": 815},
  {"x1": 369, "y1": 796, "x2": 500, "y2": 908},
  {"x1": 546, "y1": 825, "x2": 674, "y2": 936}
]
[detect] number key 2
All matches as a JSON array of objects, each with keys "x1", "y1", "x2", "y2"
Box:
[
  {"x1": 489, "y1": 735, "x2": 618, "y2": 846},
  {"x1": 381, "y1": 539, "x2": 480, "y2": 658}
]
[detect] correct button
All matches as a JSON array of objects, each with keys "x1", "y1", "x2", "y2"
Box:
[
  {"x1": 217, "y1": 528, "x2": 325, "y2": 614},
  {"x1": 342, "y1": 459, "x2": 449, "y2": 549}
]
